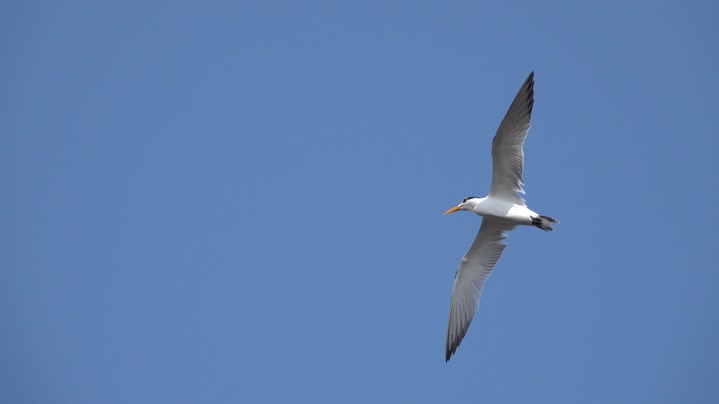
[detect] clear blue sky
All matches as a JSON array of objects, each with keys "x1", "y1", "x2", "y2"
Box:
[{"x1": 2, "y1": 1, "x2": 718, "y2": 403}]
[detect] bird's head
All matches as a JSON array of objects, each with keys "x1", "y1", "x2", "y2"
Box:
[{"x1": 444, "y1": 197, "x2": 481, "y2": 214}]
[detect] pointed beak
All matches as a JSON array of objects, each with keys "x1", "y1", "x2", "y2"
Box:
[{"x1": 444, "y1": 205, "x2": 461, "y2": 215}]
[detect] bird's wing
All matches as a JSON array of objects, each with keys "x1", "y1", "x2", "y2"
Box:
[
  {"x1": 446, "y1": 218, "x2": 515, "y2": 361},
  {"x1": 489, "y1": 71, "x2": 534, "y2": 205}
]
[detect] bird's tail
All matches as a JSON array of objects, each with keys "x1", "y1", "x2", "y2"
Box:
[{"x1": 531, "y1": 215, "x2": 559, "y2": 231}]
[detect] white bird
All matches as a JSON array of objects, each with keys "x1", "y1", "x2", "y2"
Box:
[{"x1": 443, "y1": 71, "x2": 558, "y2": 362}]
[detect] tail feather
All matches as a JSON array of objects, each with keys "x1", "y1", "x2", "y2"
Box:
[{"x1": 531, "y1": 215, "x2": 559, "y2": 231}]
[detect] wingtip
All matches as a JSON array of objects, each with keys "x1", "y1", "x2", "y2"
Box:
[
  {"x1": 445, "y1": 338, "x2": 459, "y2": 362},
  {"x1": 522, "y1": 71, "x2": 534, "y2": 86}
]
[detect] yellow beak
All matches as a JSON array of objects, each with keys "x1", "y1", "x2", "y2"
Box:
[{"x1": 444, "y1": 205, "x2": 461, "y2": 215}]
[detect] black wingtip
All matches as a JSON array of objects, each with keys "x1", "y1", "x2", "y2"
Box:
[
  {"x1": 519, "y1": 71, "x2": 535, "y2": 118},
  {"x1": 445, "y1": 340, "x2": 459, "y2": 362},
  {"x1": 523, "y1": 71, "x2": 534, "y2": 86}
]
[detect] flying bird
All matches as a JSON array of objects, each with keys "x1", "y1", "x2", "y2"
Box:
[{"x1": 443, "y1": 71, "x2": 558, "y2": 362}]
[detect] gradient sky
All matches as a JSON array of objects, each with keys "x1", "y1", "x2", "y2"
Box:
[{"x1": 2, "y1": 1, "x2": 718, "y2": 403}]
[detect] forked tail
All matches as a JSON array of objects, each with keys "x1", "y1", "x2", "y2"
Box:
[{"x1": 531, "y1": 215, "x2": 559, "y2": 231}]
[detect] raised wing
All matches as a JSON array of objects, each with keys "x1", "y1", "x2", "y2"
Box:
[
  {"x1": 446, "y1": 219, "x2": 515, "y2": 362},
  {"x1": 489, "y1": 71, "x2": 534, "y2": 205}
]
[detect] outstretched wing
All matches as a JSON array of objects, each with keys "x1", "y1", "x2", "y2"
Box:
[
  {"x1": 446, "y1": 219, "x2": 515, "y2": 361},
  {"x1": 489, "y1": 71, "x2": 534, "y2": 205}
]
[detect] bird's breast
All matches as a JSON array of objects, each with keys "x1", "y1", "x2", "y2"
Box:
[{"x1": 472, "y1": 198, "x2": 534, "y2": 224}]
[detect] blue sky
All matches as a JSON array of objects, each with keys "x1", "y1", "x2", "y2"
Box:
[{"x1": 2, "y1": 1, "x2": 718, "y2": 403}]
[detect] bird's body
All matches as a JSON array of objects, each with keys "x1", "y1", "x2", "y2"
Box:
[
  {"x1": 443, "y1": 71, "x2": 558, "y2": 362},
  {"x1": 463, "y1": 197, "x2": 538, "y2": 225}
]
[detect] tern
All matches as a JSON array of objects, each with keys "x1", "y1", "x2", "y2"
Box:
[{"x1": 443, "y1": 71, "x2": 558, "y2": 362}]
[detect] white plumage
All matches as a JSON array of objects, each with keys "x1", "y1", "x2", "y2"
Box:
[{"x1": 443, "y1": 72, "x2": 558, "y2": 362}]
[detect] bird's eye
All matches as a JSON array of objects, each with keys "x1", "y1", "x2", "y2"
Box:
[{"x1": 462, "y1": 198, "x2": 467, "y2": 203}]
